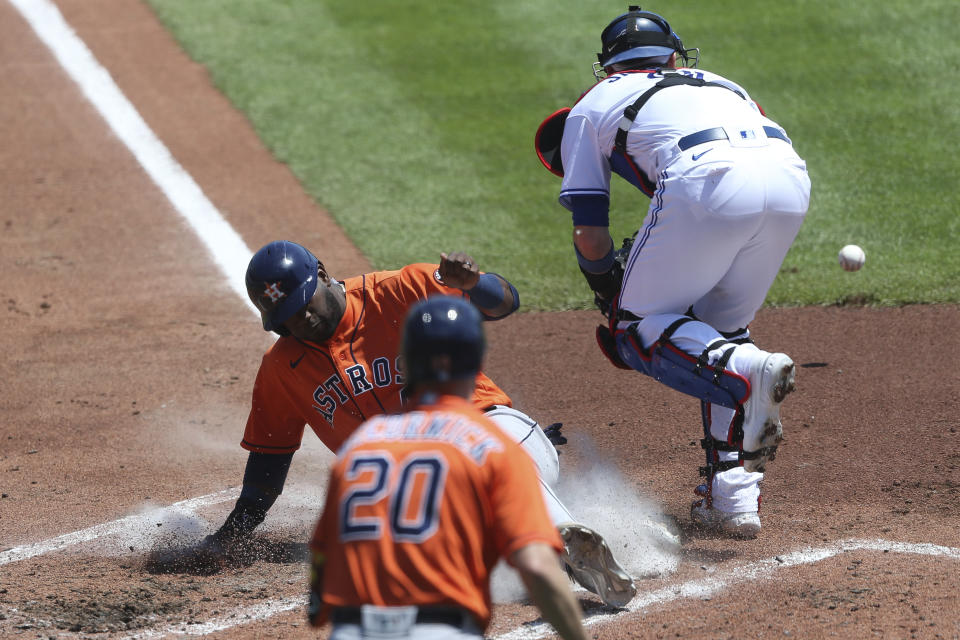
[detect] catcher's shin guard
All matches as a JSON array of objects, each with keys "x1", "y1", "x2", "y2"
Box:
[
  {"x1": 615, "y1": 317, "x2": 749, "y2": 410},
  {"x1": 615, "y1": 317, "x2": 777, "y2": 474}
]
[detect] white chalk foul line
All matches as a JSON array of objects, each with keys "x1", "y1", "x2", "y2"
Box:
[
  {"x1": 8, "y1": 0, "x2": 256, "y2": 309},
  {"x1": 0, "y1": 489, "x2": 238, "y2": 566},
  {"x1": 493, "y1": 538, "x2": 960, "y2": 640},
  {"x1": 42, "y1": 535, "x2": 957, "y2": 640},
  {"x1": 2, "y1": 4, "x2": 290, "y2": 634}
]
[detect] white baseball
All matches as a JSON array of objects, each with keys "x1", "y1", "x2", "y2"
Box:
[{"x1": 838, "y1": 244, "x2": 865, "y2": 271}]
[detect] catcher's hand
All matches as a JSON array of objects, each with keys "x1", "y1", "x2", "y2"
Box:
[{"x1": 145, "y1": 534, "x2": 231, "y2": 576}]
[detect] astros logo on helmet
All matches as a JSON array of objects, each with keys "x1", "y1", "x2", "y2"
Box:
[{"x1": 263, "y1": 282, "x2": 286, "y2": 304}]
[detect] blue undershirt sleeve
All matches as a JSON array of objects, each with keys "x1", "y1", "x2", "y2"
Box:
[
  {"x1": 568, "y1": 194, "x2": 611, "y2": 227},
  {"x1": 214, "y1": 452, "x2": 294, "y2": 542}
]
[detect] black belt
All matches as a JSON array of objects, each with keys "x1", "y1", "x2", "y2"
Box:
[
  {"x1": 677, "y1": 125, "x2": 790, "y2": 151},
  {"x1": 331, "y1": 606, "x2": 471, "y2": 627}
]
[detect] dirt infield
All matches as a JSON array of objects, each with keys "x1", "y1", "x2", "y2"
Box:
[{"x1": 1, "y1": 2, "x2": 957, "y2": 639}]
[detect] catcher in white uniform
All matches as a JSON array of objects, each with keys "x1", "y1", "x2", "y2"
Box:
[{"x1": 536, "y1": 6, "x2": 810, "y2": 537}]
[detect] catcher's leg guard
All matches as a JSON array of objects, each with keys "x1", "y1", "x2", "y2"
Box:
[
  {"x1": 616, "y1": 314, "x2": 783, "y2": 470},
  {"x1": 615, "y1": 316, "x2": 749, "y2": 410}
]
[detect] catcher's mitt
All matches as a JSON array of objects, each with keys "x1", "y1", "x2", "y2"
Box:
[{"x1": 593, "y1": 232, "x2": 636, "y2": 319}]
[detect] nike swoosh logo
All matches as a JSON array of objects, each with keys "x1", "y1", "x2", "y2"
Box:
[
  {"x1": 692, "y1": 148, "x2": 714, "y2": 161},
  {"x1": 290, "y1": 353, "x2": 306, "y2": 369}
]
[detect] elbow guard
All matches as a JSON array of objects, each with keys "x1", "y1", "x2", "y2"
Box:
[{"x1": 468, "y1": 273, "x2": 519, "y2": 320}]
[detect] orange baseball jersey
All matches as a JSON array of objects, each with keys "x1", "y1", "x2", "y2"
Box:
[
  {"x1": 309, "y1": 394, "x2": 562, "y2": 629},
  {"x1": 241, "y1": 264, "x2": 511, "y2": 455}
]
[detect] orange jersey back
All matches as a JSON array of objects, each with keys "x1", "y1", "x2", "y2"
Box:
[
  {"x1": 310, "y1": 395, "x2": 561, "y2": 628},
  {"x1": 241, "y1": 264, "x2": 511, "y2": 454}
]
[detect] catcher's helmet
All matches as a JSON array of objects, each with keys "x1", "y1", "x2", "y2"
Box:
[
  {"x1": 597, "y1": 6, "x2": 692, "y2": 68},
  {"x1": 245, "y1": 240, "x2": 319, "y2": 334},
  {"x1": 401, "y1": 295, "x2": 485, "y2": 388}
]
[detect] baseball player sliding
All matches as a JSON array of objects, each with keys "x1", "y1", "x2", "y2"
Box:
[
  {"x1": 536, "y1": 6, "x2": 810, "y2": 536},
  {"x1": 180, "y1": 240, "x2": 635, "y2": 608},
  {"x1": 308, "y1": 296, "x2": 587, "y2": 640}
]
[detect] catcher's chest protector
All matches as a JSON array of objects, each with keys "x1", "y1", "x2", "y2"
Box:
[{"x1": 611, "y1": 72, "x2": 745, "y2": 196}]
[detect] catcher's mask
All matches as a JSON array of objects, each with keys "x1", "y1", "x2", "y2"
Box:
[
  {"x1": 401, "y1": 295, "x2": 485, "y2": 389},
  {"x1": 245, "y1": 240, "x2": 319, "y2": 335},
  {"x1": 596, "y1": 6, "x2": 698, "y2": 77}
]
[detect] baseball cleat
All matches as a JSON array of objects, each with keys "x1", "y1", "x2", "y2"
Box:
[
  {"x1": 741, "y1": 352, "x2": 796, "y2": 472},
  {"x1": 558, "y1": 523, "x2": 636, "y2": 608},
  {"x1": 690, "y1": 499, "x2": 761, "y2": 538}
]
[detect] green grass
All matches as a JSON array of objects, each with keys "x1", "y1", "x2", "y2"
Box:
[{"x1": 146, "y1": 0, "x2": 960, "y2": 309}]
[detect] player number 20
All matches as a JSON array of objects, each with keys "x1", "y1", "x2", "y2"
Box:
[{"x1": 339, "y1": 452, "x2": 449, "y2": 543}]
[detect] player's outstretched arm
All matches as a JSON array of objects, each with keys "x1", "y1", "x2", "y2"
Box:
[
  {"x1": 437, "y1": 251, "x2": 519, "y2": 320},
  {"x1": 512, "y1": 543, "x2": 587, "y2": 640},
  {"x1": 145, "y1": 451, "x2": 294, "y2": 575},
  {"x1": 212, "y1": 451, "x2": 294, "y2": 545}
]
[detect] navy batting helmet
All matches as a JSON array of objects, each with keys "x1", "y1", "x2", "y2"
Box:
[
  {"x1": 401, "y1": 295, "x2": 485, "y2": 388},
  {"x1": 597, "y1": 6, "x2": 693, "y2": 68},
  {"x1": 245, "y1": 240, "x2": 319, "y2": 334}
]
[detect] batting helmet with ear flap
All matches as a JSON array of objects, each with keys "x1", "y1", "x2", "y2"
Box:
[
  {"x1": 245, "y1": 240, "x2": 319, "y2": 335},
  {"x1": 597, "y1": 6, "x2": 691, "y2": 68},
  {"x1": 401, "y1": 295, "x2": 486, "y2": 388}
]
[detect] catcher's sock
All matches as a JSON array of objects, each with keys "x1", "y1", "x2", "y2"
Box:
[{"x1": 709, "y1": 452, "x2": 762, "y2": 513}]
